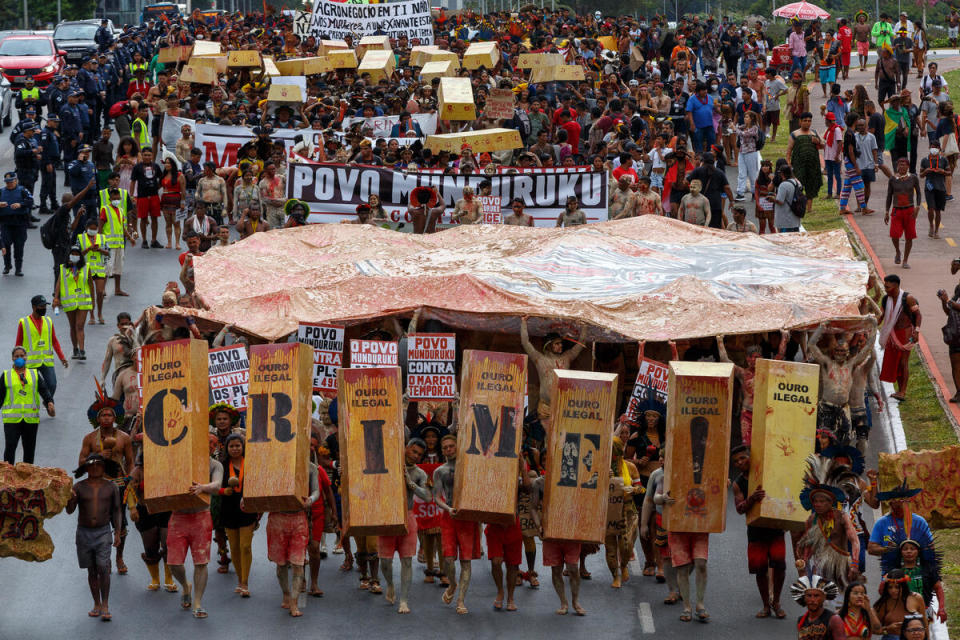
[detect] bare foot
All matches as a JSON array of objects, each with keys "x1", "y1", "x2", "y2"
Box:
[
  {"x1": 385, "y1": 585, "x2": 396, "y2": 605},
  {"x1": 114, "y1": 290, "x2": 129, "y2": 297},
  {"x1": 506, "y1": 602, "x2": 517, "y2": 611},
  {"x1": 573, "y1": 603, "x2": 586, "y2": 616},
  {"x1": 289, "y1": 606, "x2": 302, "y2": 617},
  {"x1": 281, "y1": 596, "x2": 290, "y2": 609},
  {"x1": 621, "y1": 567, "x2": 629, "y2": 584},
  {"x1": 398, "y1": 602, "x2": 411, "y2": 614},
  {"x1": 611, "y1": 577, "x2": 621, "y2": 588},
  {"x1": 556, "y1": 605, "x2": 569, "y2": 615}
]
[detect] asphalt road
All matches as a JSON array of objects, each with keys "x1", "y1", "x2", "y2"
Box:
[{"x1": 0, "y1": 110, "x2": 893, "y2": 640}]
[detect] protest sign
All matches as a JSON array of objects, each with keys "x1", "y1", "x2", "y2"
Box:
[
  {"x1": 297, "y1": 323, "x2": 345, "y2": 393},
  {"x1": 288, "y1": 163, "x2": 609, "y2": 227},
  {"x1": 309, "y1": 0, "x2": 433, "y2": 45},
  {"x1": 341, "y1": 112, "x2": 437, "y2": 138},
  {"x1": 293, "y1": 10, "x2": 313, "y2": 37},
  {"x1": 626, "y1": 357, "x2": 669, "y2": 420},
  {"x1": 879, "y1": 445, "x2": 960, "y2": 528},
  {"x1": 425, "y1": 128, "x2": 522, "y2": 153},
  {"x1": 195, "y1": 123, "x2": 325, "y2": 167},
  {"x1": 479, "y1": 195, "x2": 502, "y2": 224},
  {"x1": 160, "y1": 115, "x2": 195, "y2": 157},
  {"x1": 350, "y1": 340, "x2": 399, "y2": 368},
  {"x1": 406, "y1": 333, "x2": 456, "y2": 400},
  {"x1": 208, "y1": 345, "x2": 250, "y2": 410},
  {"x1": 484, "y1": 88, "x2": 515, "y2": 120}
]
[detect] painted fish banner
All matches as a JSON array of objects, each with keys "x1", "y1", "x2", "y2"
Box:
[{"x1": 287, "y1": 162, "x2": 609, "y2": 226}]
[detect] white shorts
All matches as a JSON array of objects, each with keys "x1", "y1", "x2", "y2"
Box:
[
  {"x1": 107, "y1": 247, "x2": 124, "y2": 277},
  {"x1": 950, "y1": 26, "x2": 959, "y2": 38}
]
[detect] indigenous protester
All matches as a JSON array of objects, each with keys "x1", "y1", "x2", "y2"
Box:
[{"x1": 879, "y1": 275, "x2": 921, "y2": 401}]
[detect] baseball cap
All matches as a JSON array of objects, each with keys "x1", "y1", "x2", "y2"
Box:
[
  {"x1": 31, "y1": 295, "x2": 48, "y2": 307},
  {"x1": 79, "y1": 144, "x2": 92, "y2": 153},
  {"x1": 3, "y1": 171, "x2": 17, "y2": 182},
  {"x1": 45, "y1": 115, "x2": 60, "y2": 122}
]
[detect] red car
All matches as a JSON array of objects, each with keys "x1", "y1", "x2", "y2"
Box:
[{"x1": 0, "y1": 34, "x2": 65, "y2": 88}]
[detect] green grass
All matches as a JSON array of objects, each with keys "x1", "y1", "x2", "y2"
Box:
[{"x1": 902, "y1": 350, "x2": 960, "y2": 451}]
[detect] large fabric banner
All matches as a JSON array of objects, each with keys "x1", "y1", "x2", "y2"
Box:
[
  {"x1": 287, "y1": 163, "x2": 609, "y2": 226},
  {"x1": 309, "y1": 0, "x2": 433, "y2": 45},
  {"x1": 160, "y1": 115, "x2": 196, "y2": 158},
  {"x1": 342, "y1": 113, "x2": 437, "y2": 137},
  {"x1": 194, "y1": 123, "x2": 326, "y2": 166},
  {"x1": 879, "y1": 446, "x2": 960, "y2": 529}
]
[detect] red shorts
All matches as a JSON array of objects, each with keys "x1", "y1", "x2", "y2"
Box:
[
  {"x1": 889, "y1": 206, "x2": 917, "y2": 240},
  {"x1": 378, "y1": 509, "x2": 418, "y2": 559},
  {"x1": 136, "y1": 194, "x2": 162, "y2": 219},
  {"x1": 439, "y1": 511, "x2": 481, "y2": 560},
  {"x1": 840, "y1": 51, "x2": 851, "y2": 66},
  {"x1": 310, "y1": 500, "x2": 325, "y2": 542},
  {"x1": 856, "y1": 41, "x2": 870, "y2": 56},
  {"x1": 747, "y1": 534, "x2": 787, "y2": 574},
  {"x1": 485, "y1": 517, "x2": 523, "y2": 566},
  {"x1": 542, "y1": 540, "x2": 581, "y2": 567},
  {"x1": 167, "y1": 511, "x2": 213, "y2": 566},
  {"x1": 667, "y1": 531, "x2": 709, "y2": 567},
  {"x1": 267, "y1": 511, "x2": 309, "y2": 566}
]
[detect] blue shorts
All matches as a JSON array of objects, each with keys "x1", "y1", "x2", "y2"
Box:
[
  {"x1": 819, "y1": 67, "x2": 836, "y2": 84},
  {"x1": 860, "y1": 168, "x2": 876, "y2": 183}
]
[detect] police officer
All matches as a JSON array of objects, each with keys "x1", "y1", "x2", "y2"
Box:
[
  {"x1": 15, "y1": 77, "x2": 43, "y2": 120},
  {"x1": 0, "y1": 172, "x2": 35, "y2": 275},
  {"x1": 38, "y1": 116, "x2": 61, "y2": 214},
  {"x1": 14, "y1": 124, "x2": 42, "y2": 207},
  {"x1": 9, "y1": 105, "x2": 39, "y2": 143},
  {"x1": 94, "y1": 19, "x2": 114, "y2": 53},
  {"x1": 59, "y1": 89, "x2": 84, "y2": 177},
  {"x1": 45, "y1": 76, "x2": 70, "y2": 122},
  {"x1": 77, "y1": 58, "x2": 104, "y2": 139},
  {"x1": 97, "y1": 53, "x2": 118, "y2": 125},
  {"x1": 67, "y1": 145, "x2": 97, "y2": 224}
]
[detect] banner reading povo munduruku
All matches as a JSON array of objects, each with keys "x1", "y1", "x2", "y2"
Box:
[
  {"x1": 308, "y1": 0, "x2": 433, "y2": 45},
  {"x1": 194, "y1": 123, "x2": 325, "y2": 167},
  {"x1": 287, "y1": 163, "x2": 609, "y2": 227}
]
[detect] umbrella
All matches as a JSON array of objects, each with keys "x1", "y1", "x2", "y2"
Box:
[{"x1": 773, "y1": 1, "x2": 830, "y2": 20}]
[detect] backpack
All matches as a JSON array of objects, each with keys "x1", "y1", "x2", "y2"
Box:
[
  {"x1": 788, "y1": 179, "x2": 807, "y2": 219},
  {"x1": 39, "y1": 213, "x2": 56, "y2": 250},
  {"x1": 756, "y1": 127, "x2": 766, "y2": 150}
]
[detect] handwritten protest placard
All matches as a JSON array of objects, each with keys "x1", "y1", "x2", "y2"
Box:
[{"x1": 484, "y1": 88, "x2": 515, "y2": 120}]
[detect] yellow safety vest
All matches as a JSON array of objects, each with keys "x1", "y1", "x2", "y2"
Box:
[
  {"x1": 133, "y1": 117, "x2": 151, "y2": 149},
  {"x1": 78, "y1": 232, "x2": 108, "y2": 278},
  {"x1": 58, "y1": 264, "x2": 92, "y2": 312},
  {"x1": 128, "y1": 61, "x2": 148, "y2": 75},
  {"x1": 100, "y1": 197, "x2": 128, "y2": 249},
  {"x1": 17, "y1": 316, "x2": 54, "y2": 368},
  {"x1": 20, "y1": 87, "x2": 39, "y2": 102},
  {"x1": 2, "y1": 369, "x2": 40, "y2": 424},
  {"x1": 99, "y1": 187, "x2": 128, "y2": 209}
]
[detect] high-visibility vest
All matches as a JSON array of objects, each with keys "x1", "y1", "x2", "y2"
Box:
[
  {"x1": 78, "y1": 232, "x2": 108, "y2": 278},
  {"x1": 128, "y1": 61, "x2": 147, "y2": 75},
  {"x1": 58, "y1": 264, "x2": 92, "y2": 312},
  {"x1": 133, "y1": 117, "x2": 151, "y2": 149},
  {"x1": 17, "y1": 316, "x2": 54, "y2": 368},
  {"x1": 100, "y1": 198, "x2": 128, "y2": 249},
  {"x1": 20, "y1": 87, "x2": 39, "y2": 102},
  {"x1": 2, "y1": 369, "x2": 40, "y2": 424}
]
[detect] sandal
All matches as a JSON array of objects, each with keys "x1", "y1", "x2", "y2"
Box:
[
  {"x1": 756, "y1": 608, "x2": 771, "y2": 618},
  {"x1": 655, "y1": 571, "x2": 665, "y2": 583},
  {"x1": 217, "y1": 565, "x2": 229, "y2": 574},
  {"x1": 529, "y1": 572, "x2": 540, "y2": 588},
  {"x1": 192, "y1": 608, "x2": 208, "y2": 619},
  {"x1": 774, "y1": 605, "x2": 787, "y2": 619},
  {"x1": 181, "y1": 591, "x2": 192, "y2": 610},
  {"x1": 579, "y1": 569, "x2": 591, "y2": 580},
  {"x1": 369, "y1": 581, "x2": 383, "y2": 595},
  {"x1": 241, "y1": 589, "x2": 251, "y2": 598},
  {"x1": 359, "y1": 578, "x2": 370, "y2": 590},
  {"x1": 309, "y1": 589, "x2": 324, "y2": 598},
  {"x1": 494, "y1": 598, "x2": 503, "y2": 610},
  {"x1": 339, "y1": 558, "x2": 353, "y2": 572},
  {"x1": 696, "y1": 607, "x2": 710, "y2": 623},
  {"x1": 664, "y1": 593, "x2": 680, "y2": 605},
  {"x1": 100, "y1": 612, "x2": 112, "y2": 622},
  {"x1": 680, "y1": 611, "x2": 693, "y2": 622}
]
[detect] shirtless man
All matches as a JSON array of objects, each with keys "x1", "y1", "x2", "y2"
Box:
[
  {"x1": 379, "y1": 438, "x2": 431, "y2": 614},
  {"x1": 503, "y1": 198, "x2": 534, "y2": 226},
  {"x1": 263, "y1": 461, "x2": 320, "y2": 617},
  {"x1": 100, "y1": 312, "x2": 133, "y2": 387},
  {"x1": 853, "y1": 13, "x2": 872, "y2": 71},
  {"x1": 519, "y1": 317, "x2": 586, "y2": 428},
  {"x1": 235, "y1": 205, "x2": 270, "y2": 238},
  {"x1": 807, "y1": 319, "x2": 877, "y2": 444},
  {"x1": 679, "y1": 179, "x2": 711, "y2": 226},
  {"x1": 847, "y1": 331, "x2": 881, "y2": 453},
  {"x1": 79, "y1": 400, "x2": 135, "y2": 574},
  {"x1": 67, "y1": 454, "x2": 122, "y2": 621},
  {"x1": 635, "y1": 177, "x2": 663, "y2": 215},
  {"x1": 451, "y1": 187, "x2": 482, "y2": 225},
  {"x1": 717, "y1": 330, "x2": 788, "y2": 445},
  {"x1": 610, "y1": 175, "x2": 639, "y2": 220},
  {"x1": 433, "y1": 434, "x2": 480, "y2": 615},
  {"x1": 407, "y1": 186, "x2": 445, "y2": 234},
  {"x1": 879, "y1": 273, "x2": 921, "y2": 400},
  {"x1": 166, "y1": 451, "x2": 223, "y2": 619},
  {"x1": 486, "y1": 458, "x2": 529, "y2": 612},
  {"x1": 555, "y1": 196, "x2": 587, "y2": 227},
  {"x1": 883, "y1": 157, "x2": 921, "y2": 268}
]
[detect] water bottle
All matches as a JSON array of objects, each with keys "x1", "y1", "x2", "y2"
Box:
[{"x1": 54, "y1": 306, "x2": 60, "y2": 317}]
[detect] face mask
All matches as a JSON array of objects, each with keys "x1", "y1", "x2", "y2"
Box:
[
  {"x1": 35, "y1": 307, "x2": 46, "y2": 317},
  {"x1": 69, "y1": 255, "x2": 80, "y2": 264},
  {"x1": 86, "y1": 229, "x2": 96, "y2": 236},
  {"x1": 110, "y1": 199, "x2": 120, "y2": 207},
  {"x1": 12, "y1": 355, "x2": 28, "y2": 369},
  {"x1": 931, "y1": 149, "x2": 940, "y2": 156}
]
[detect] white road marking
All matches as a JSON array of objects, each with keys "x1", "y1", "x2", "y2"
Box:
[{"x1": 637, "y1": 602, "x2": 655, "y2": 633}]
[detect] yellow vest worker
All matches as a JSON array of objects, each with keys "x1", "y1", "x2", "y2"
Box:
[
  {"x1": 55, "y1": 263, "x2": 93, "y2": 312},
  {"x1": 1, "y1": 347, "x2": 55, "y2": 464},
  {"x1": 78, "y1": 231, "x2": 109, "y2": 278}
]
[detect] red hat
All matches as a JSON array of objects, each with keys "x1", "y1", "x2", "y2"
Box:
[
  {"x1": 461, "y1": 143, "x2": 473, "y2": 151},
  {"x1": 825, "y1": 112, "x2": 836, "y2": 121}
]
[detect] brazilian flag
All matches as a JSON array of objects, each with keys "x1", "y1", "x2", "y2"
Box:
[{"x1": 884, "y1": 107, "x2": 911, "y2": 153}]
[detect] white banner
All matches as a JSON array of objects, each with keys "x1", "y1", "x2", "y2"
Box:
[
  {"x1": 297, "y1": 323, "x2": 345, "y2": 393},
  {"x1": 309, "y1": 0, "x2": 433, "y2": 44},
  {"x1": 406, "y1": 333, "x2": 456, "y2": 400},
  {"x1": 342, "y1": 112, "x2": 437, "y2": 138},
  {"x1": 350, "y1": 339, "x2": 399, "y2": 368},
  {"x1": 160, "y1": 115, "x2": 196, "y2": 160},
  {"x1": 195, "y1": 123, "x2": 326, "y2": 167},
  {"x1": 208, "y1": 345, "x2": 250, "y2": 410}
]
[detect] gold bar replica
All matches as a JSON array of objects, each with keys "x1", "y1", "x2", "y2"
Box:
[
  {"x1": 663, "y1": 362, "x2": 735, "y2": 533},
  {"x1": 541, "y1": 371, "x2": 617, "y2": 544},
  {"x1": 747, "y1": 359, "x2": 820, "y2": 530},
  {"x1": 337, "y1": 367, "x2": 407, "y2": 536},
  {"x1": 141, "y1": 339, "x2": 210, "y2": 512},
  {"x1": 242, "y1": 343, "x2": 313, "y2": 512},
  {"x1": 453, "y1": 350, "x2": 527, "y2": 525}
]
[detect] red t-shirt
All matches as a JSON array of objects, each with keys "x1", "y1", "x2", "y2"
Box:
[
  {"x1": 552, "y1": 106, "x2": 578, "y2": 126},
  {"x1": 838, "y1": 26, "x2": 853, "y2": 53},
  {"x1": 559, "y1": 120, "x2": 582, "y2": 155},
  {"x1": 612, "y1": 165, "x2": 639, "y2": 183}
]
